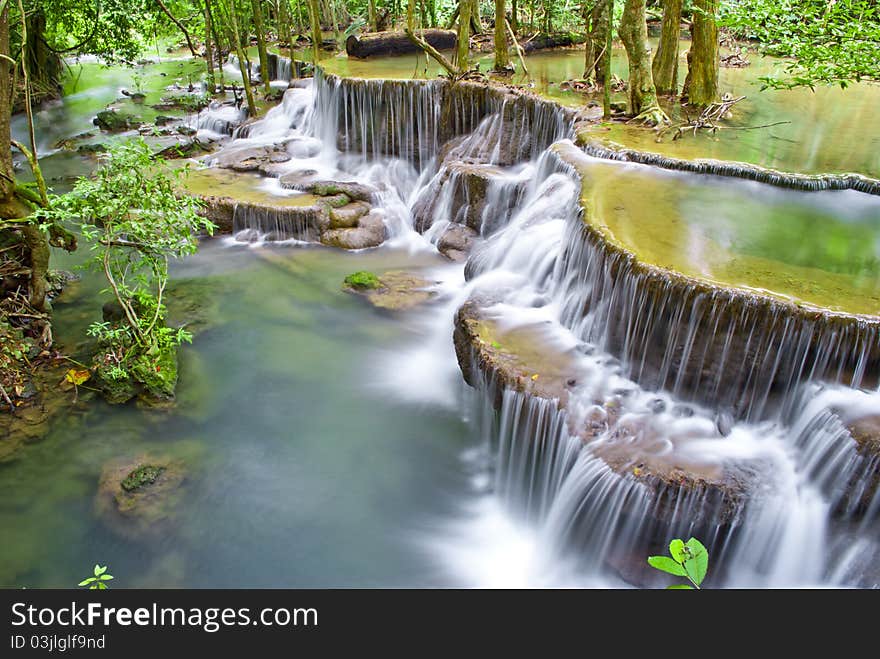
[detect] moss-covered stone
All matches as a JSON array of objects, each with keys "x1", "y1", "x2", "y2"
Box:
[
  {"x1": 121, "y1": 465, "x2": 165, "y2": 492},
  {"x1": 95, "y1": 455, "x2": 186, "y2": 539},
  {"x1": 344, "y1": 270, "x2": 438, "y2": 311},
  {"x1": 93, "y1": 110, "x2": 143, "y2": 132}
]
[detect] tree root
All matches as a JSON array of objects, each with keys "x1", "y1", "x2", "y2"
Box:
[{"x1": 628, "y1": 106, "x2": 670, "y2": 127}]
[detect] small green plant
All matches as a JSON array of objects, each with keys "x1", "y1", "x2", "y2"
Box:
[
  {"x1": 131, "y1": 70, "x2": 145, "y2": 95},
  {"x1": 344, "y1": 271, "x2": 381, "y2": 290},
  {"x1": 78, "y1": 565, "x2": 114, "y2": 590},
  {"x1": 647, "y1": 537, "x2": 709, "y2": 589},
  {"x1": 40, "y1": 140, "x2": 212, "y2": 401}
]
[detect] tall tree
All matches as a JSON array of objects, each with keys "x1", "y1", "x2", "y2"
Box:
[
  {"x1": 583, "y1": 0, "x2": 610, "y2": 83},
  {"x1": 367, "y1": 0, "x2": 378, "y2": 31},
  {"x1": 618, "y1": 0, "x2": 668, "y2": 124},
  {"x1": 603, "y1": 0, "x2": 612, "y2": 118},
  {"x1": 306, "y1": 0, "x2": 323, "y2": 64},
  {"x1": 652, "y1": 0, "x2": 682, "y2": 95},
  {"x1": 493, "y1": 0, "x2": 511, "y2": 72},
  {"x1": 457, "y1": 0, "x2": 471, "y2": 70},
  {"x1": 155, "y1": 0, "x2": 199, "y2": 56},
  {"x1": 250, "y1": 0, "x2": 272, "y2": 92},
  {"x1": 683, "y1": 0, "x2": 718, "y2": 105},
  {"x1": 219, "y1": 0, "x2": 258, "y2": 115},
  {"x1": 204, "y1": 0, "x2": 217, "y2": 93}
]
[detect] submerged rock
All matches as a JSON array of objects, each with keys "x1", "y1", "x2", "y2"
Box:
[
  {"x1": 95, "y1": 455, "x2": 186, "y2": 539},
  {"x1": 93, "y1": 109, "x2": 143, "y2": 132},
  {"x1": 344, "y1": 270, "x2": 438, "y2": 311}
]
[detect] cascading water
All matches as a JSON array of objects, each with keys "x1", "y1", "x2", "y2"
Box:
[{"x1": 201, "y1": 67, "x2": 880, "y2": 586}]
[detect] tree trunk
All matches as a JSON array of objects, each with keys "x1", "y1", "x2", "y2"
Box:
[
  {"x1": 652, "y1": 0, "x2": 681, "y2": 95},
  {"x1": 511, "y1": 0, "x2": 518, "y2": 32},
  {"x1": 493, "y1": 0, "x2": 510, "y2": 71},
  {"x1": 584, "y1": 0, "x2": 609, "y2": 83},
  {"x1": 683, "y1": 0, "x2": 718, "y2": 106},
  {"x1": 223, "y1": 0, "x2": 257, "y2": 115},
  {"x1": 603, "y1": 0, "x2": 612, "y2": 118},
  {"x1": 204, "y1": 0, "x2": 217, "y2": 93},
  {"x1": 404, "y1": 0, "x2": 460, "y2": 74},
  {"x1": 307, "y1": 0, "x2": 324, "y2": 63},
  {"x1": 457, "y1": 0, "x2": 471, "y2": 70},
  {"x1": 250, "y1": 0, "x2": 272, "y2": 92},
  {"x1": 619, "y1": 0, "x2": 667, "y2": 124},
  {"x1": 469, "y1": 0, "x2": 483, "y2": 34},
  {"x1": 279, "y1": 0, "x2": 295, "y2": 65},
  {"x1": 368, "y1": 0, "x2": 378, "y2": 30},
  {"x1": 155, "y1": 0, "x2": 199, "y2": 56},
  {"x1": 349, "y1": 29, "x2": 457, "y2": 58}
]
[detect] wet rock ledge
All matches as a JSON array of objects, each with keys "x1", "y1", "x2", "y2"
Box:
[
  {"x1": 453, "y1": 297, "x2": 753, "y2": 556},
  {"x1": 575, "y1": 134, "x2": 880, "y2": 196},
  {"x1": 551, "y1": 140, "x2": 880, "y2": 418}
]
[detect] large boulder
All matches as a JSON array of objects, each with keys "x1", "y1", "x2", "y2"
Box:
[{"x1": 320, "y1": 210, "x2": 386, "y2": 250}]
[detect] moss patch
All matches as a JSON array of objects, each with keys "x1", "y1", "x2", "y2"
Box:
[
  {"x1": 121, "y1": 465, "x2": 165, "y2": 492},
  {"x1": 343, "y1": 271, "x2": 382, "y2": 290}
]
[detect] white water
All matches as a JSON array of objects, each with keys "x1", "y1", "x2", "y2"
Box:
[{"x1": 201, "y1": 74, "x2": 880, "y2": 587}]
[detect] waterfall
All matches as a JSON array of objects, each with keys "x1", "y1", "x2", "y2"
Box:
[
  {"x1": 450, "y1": 139, "x2": 880, "y2": 587},
  {"x1": 199, "y1": 70, "x2": 880, "y2": 586},
  {"x1": 193, "y1": 101, "x2": 247, "y2": 137}
]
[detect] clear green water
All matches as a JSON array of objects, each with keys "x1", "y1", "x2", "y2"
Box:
[
  {"x1": 322, "y1": 45, "x2": 880, "y2": 178},
  {"x1": 1, "y1": 241, "x2": 474, "y2": 587},
  {"x1": 573, "y1": 154, "x2": 880, "y2": 315},
  {"x1": 4, "y1": 45, "x2": 880, "y2": 588}
]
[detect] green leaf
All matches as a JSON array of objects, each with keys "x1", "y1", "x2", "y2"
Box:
[
  {"x1": 78, "y1": 577, "x2": 96, "y2": 586},
  {"x1": 683, "y1": 538, "x2": 709, "y2": 586},
  {"x1": 99, "y1": 574, "x2": 114, "y2": 581},
  {"x1": 647, "y1": 556, "x2": 687, "y2": 577},
  {"x1": 669, "y1": 538, "x2": 687, "y2": 563},
  {"x1": 94, "y1": 564, "x2": 106, "y2": 576},
  {"x1": 97, "y1": 582, "x2": 107, "y2": 590},
  {"x1": 666, "y1": 584, "x2": 694, "y2": 590}
]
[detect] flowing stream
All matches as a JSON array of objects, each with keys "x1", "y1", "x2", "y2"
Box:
[{"x1": 3, "y1": 55, "x2": 880, "y2": 588}]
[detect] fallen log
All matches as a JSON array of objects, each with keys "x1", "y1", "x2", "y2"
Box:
[
  {"x1": 346, "y1": 29, "x2": 457, "y2": 58},
  {"x1": 521, "y1": 32, "x2": 586, "y2": 53}
]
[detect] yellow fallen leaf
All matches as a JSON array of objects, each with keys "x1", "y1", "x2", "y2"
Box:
[
  {"x1": 531, "y1": 374, "x2": 539, "y2": 381},
  {"x1": 633, "y1": 467, "x2": 642, "y2": 477},
  {"x1": 64, "y1": 368, "x2": 91, "y2": 386}
]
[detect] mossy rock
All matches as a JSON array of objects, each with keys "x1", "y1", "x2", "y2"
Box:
[
  {"x1": 343, "y1": 270, "x2": 381, "y2": 290},
  {"x1": 317, "y1": 193, "x2": 351, "y2": 209},
  {"x1": 95, "y1": 455, "x2": 186, "y2": 539},
  {"x1": 121, "y1": 465, "x2": 165, "y2": 491},
  {"x1": 344, "y1": 270, "x2": 438, "y2": 311},
  {"x1": 93, "y1": 341, "x2": 179, "y2": 406},
  {"x1": 93, "y1": 110, "x2": 143, "y2": 132}
]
